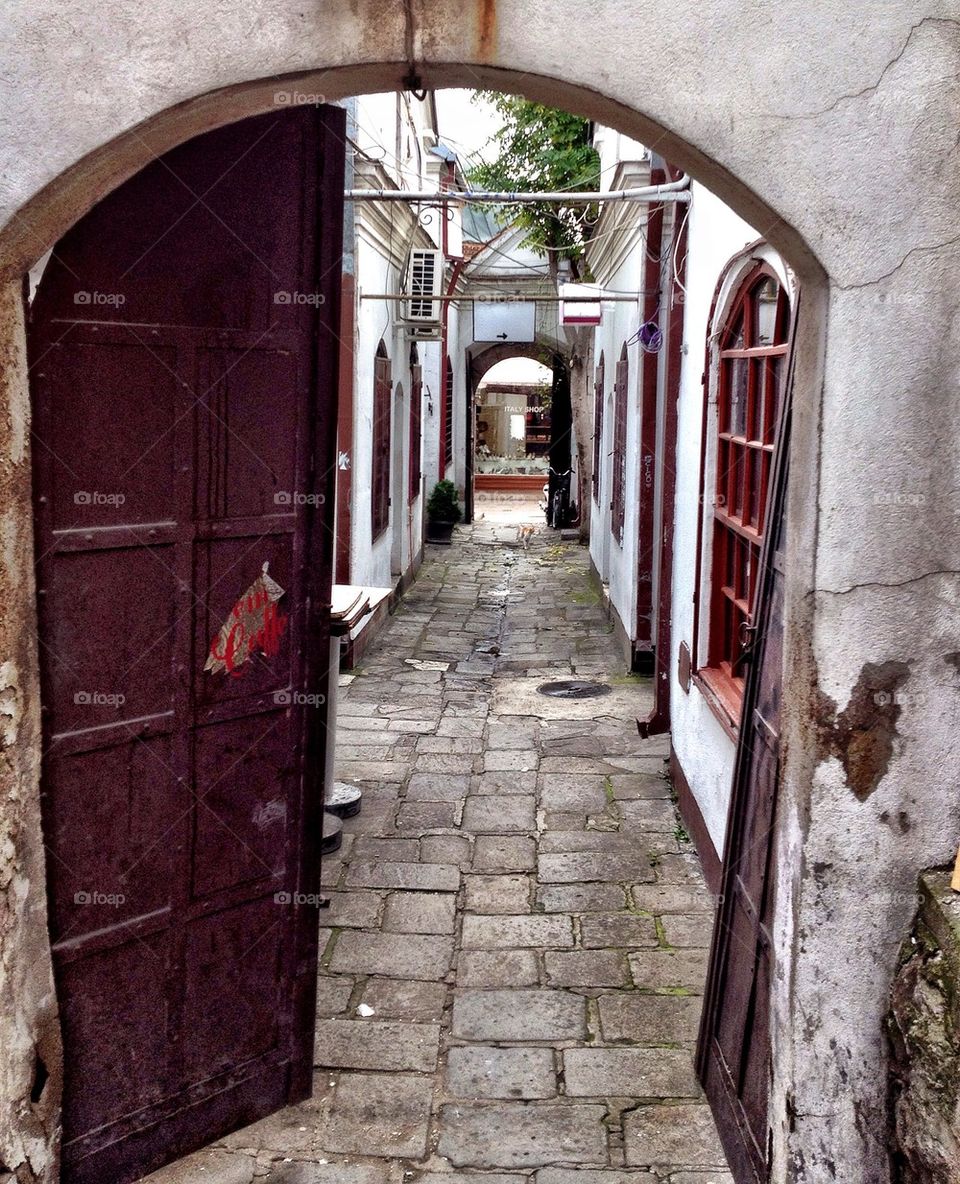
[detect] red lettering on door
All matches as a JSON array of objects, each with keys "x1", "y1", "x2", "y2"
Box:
[{"x1": 205, "y1": 562, "x2": 288, "y2": 676}]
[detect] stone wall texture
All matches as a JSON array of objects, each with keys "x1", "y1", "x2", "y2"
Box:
[{"x1": 889, "y1": 872, "x2": 960, "y2": 1184}]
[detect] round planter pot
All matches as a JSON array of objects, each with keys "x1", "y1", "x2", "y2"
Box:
[{"x1": 426, "y1": 518, "x2": 457, "y2": 545}]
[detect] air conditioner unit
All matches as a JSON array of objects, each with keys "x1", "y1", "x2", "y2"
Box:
[
  {"x1": 402, "y1": 249, "x2": 443, "y2": 326},
  {"x1": 405, "y1": 324, "x2": 443, "y2": 342}
]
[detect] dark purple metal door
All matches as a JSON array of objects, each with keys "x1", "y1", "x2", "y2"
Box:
[
  {"x1": 696, "y1": 294, "x2": 800, "y2": 1183},
  {"x1": 30, "y1": 105, "x2": 345, "y2": 1184}
]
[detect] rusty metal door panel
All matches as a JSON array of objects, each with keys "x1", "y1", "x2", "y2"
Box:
[
  {"x1": 697, "y1": 296, "x2": 799, "y2": 1183},
  {"x1": 30, "y1": 106, "x2": 346, "y2": 1184}
]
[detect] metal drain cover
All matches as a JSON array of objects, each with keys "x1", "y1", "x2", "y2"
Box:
[{"x1": 537, "y1": 679, "x2": 612, "y2": 699}]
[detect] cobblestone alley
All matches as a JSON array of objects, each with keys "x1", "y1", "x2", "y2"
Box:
[{"x1": 147, "y1": 499, "x2": 730, "y2": 1184}]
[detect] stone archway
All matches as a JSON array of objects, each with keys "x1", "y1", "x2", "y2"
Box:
[
  {"x1": 467, "y1": 342, "x2": 558, "y2": 516},
  {"x1": 1, "y1": 7, "x2": 958, "y2": 1183}
]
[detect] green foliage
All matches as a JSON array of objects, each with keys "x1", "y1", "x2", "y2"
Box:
[
  {"x1": 468, "y1": 92, "x2": 600, "y2": 269},
  {"x1": 531, "y1": 379, "x2": 552, "y2": 409},
  {"x1": 426, "y1": 479, "x2": 462, "y2": 523}
]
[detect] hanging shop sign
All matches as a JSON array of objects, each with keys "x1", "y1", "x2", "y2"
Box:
[
  {"x1": 473, "y1": 299, "x2": 537, "y2": 343},
  {"x1": 559, "y1": 282, "x2": 602, "y2": 326}
]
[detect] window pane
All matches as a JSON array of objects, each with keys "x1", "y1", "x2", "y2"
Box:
[
  {"x1": 730, "y1": 445, "x2": 745, "y2": 521},
  {"x1": 754, "y1": 276, "x2": 780, "y2": 345},
  {"x1": 716, "y1": 439, "x2": 729, "y2": 511},
  {"x1": 757, "y1": 451, "x2": 772, "y2": 533},
  {"x1": 727, "y1": 358, "x2": 748, "y2": 435},
  {"x1": 737, "y1": 534, "x2": 750, "y2": 602},
  {"x1": 748, "y1": 447, "x2": 763, "y2": 528},
  {"x1": 725, "y1": 309, "x2": 745, "y2": 350},
  {"x1": 748, "y1": 359, "x2": 763, "y2": 441},
  {"x1": 761, "y1": 355, "x2": 783, "y2": 443},
  {"x1": 731, "y1": 605, "x2": 746, "y2": 681}
]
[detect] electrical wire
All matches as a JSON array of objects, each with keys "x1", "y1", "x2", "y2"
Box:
[
  {"x1": 624, "y1": 300, "x2": 664, "y2": 353},
  {"x1": 347, "y1": 136, "x2": 388, "y2": 167},
  {"x1": 357, "y1": 93, "x2": 652, "y2": 201},
  {"x1": 453, "y1": 140, "x2": 631, "y2": 195},
  {"x1": 351, "y1": 98, "x2": 676, "y2": 327},
  {"x1": 468, "y1": 214, "x2": 661, "y2": 281},
  {"x1": 352, "y1": 103, "x2": 665, "y2": 274}
]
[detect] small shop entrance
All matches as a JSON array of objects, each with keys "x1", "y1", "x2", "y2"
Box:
[{"x1": 474, "y1": 356, "x2": 553, "y2": 499}]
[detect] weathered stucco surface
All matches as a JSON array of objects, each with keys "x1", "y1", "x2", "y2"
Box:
[
  {"x1": 889, "y1": 871, "x2": 960, "y2": 1183},
  {"x1": 0, "y1": 282, "x2": 62, "y2": 1183},
  {"x1": 0, "y1": 3, "x2": 958, "y2": 1182}
]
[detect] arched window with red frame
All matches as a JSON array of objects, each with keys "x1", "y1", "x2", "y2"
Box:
[
  {"x1": 371, "y1": 338, "x2": 392, "y2": 540},
  {"x1": 700, "y1": 265, "x2": 791, "y2": 721}
]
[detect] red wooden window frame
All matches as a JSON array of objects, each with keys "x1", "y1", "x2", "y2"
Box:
[
  {"x1": 699, "y1": 265, "x2": 790, "y2": 722},
  {"x1": 611, "y1": 344, "x2": 628, "y2": 544},
  {"x1": 371, "y1": 342, "x2": 392, "y2": 540},
  {"x1": 443, "y1": 354, "x2": 454, "y2": 471},
  {"x1": 592, "y1": 352, "x2": 604, "y2": 504},
  {"x1": 409, "y1": 344, "x2": 422, "y2": 504}
]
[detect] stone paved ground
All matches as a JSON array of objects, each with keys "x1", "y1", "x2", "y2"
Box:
[{"x1": 146, "y1": 497, "x2": 731, "y2": 1184}]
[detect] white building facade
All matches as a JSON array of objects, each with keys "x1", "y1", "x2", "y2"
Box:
[
  {"x1": 584, "y1": 127, "x2": 795, "y2": 877},
  {"x1": 336, "y1": 93, "x2": 469, "y2": 656}
]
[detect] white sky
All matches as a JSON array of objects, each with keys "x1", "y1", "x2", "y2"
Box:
[
  {"x1": 478, "y1": 357, "x2": 552, "y2": 388},
  {"x1": 434, "y1": 89, "x2": 501, "y2": 170},
  {"x1": 436, "y1": 93, "x2": 550, "y2": 389}
]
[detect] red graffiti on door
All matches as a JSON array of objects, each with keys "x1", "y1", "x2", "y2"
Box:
[{"x1": 205, "y1": 562, "x2": 288, "y2": 676}]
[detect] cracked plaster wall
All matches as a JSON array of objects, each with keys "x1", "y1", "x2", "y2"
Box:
[{"x1": 0, "y1": 3, "x2": 957, "y2": 1181}]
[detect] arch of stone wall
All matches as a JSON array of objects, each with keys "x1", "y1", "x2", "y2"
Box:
[
  {"x1": 0, "y1": 7, "x2": 957, "y2": 1183},
  {"x1": 0, "y1": 62, "x2": 826, "y2": 284},
  {"x1": 466, "y1": 342, "x2": 559, "y2": 515},
  {"x1": 468, "y1": 341, "x2": 559, "y2": 386}
]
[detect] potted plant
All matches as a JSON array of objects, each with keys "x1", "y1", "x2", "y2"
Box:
[{"x1": 426, "y1": 479, "x2": 462, "y2": 544}]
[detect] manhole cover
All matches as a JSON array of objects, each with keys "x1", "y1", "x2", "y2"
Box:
[{"x1": 537, "y1": 679, "x2": 612, "y2": 699}]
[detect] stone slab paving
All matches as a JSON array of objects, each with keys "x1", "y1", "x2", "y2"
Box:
[{"x1": 144, "y1": 497, "x2": 730, "y2": 1184}]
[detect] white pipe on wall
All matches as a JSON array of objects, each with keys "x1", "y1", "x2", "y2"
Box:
[{"x1": 345, "y1": 176, "x2": 692, "y2": 204}]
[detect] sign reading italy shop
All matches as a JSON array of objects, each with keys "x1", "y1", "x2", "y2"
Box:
[{"x1": 205, "y1": 562, "x2": 288, "y2": 677}]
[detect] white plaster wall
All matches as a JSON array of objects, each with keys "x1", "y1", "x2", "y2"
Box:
[
  {"x1": 589, "y1": 264, "x2": 647, "y2": 649},
  {"x1": 448, "y1": 301, "x2": 467, "y2": 497},
  {"x1": 350, "y1": 91, "x2": 436, "y2": 588},
  {"x1": 589, "y1": 348, "x2": 616, "y2": 585},
  {"x1": 421, "y1": 342, "x2": 443, "y2": 498},
  {"x1": 351, "y1": 301, "x2": 429, "y2": 591},
  {"x1": 669, "y1": 182, "x2": 766, "y2": 853},
  {"x1": 588, "y1": 368, "x2": 604, "y2": 575},
  {"x1": 0, "y1": 6, "x2": 958, "y2": 1183},
  {"x1": 408, "y1": 339, "x2": 434, "y2": 553},
  {"x1": 351, "y1": 234, "x2": 397, "y2": 588},
  {"x1": 584, "y1": 128, "x2": 652, "y2": 644},
  {"x1": 355, "y1": 91, "x2": 435, "y2": 197},
  {"x1": 592, "y1": 125, "x2": 646, "y2": 189}
]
